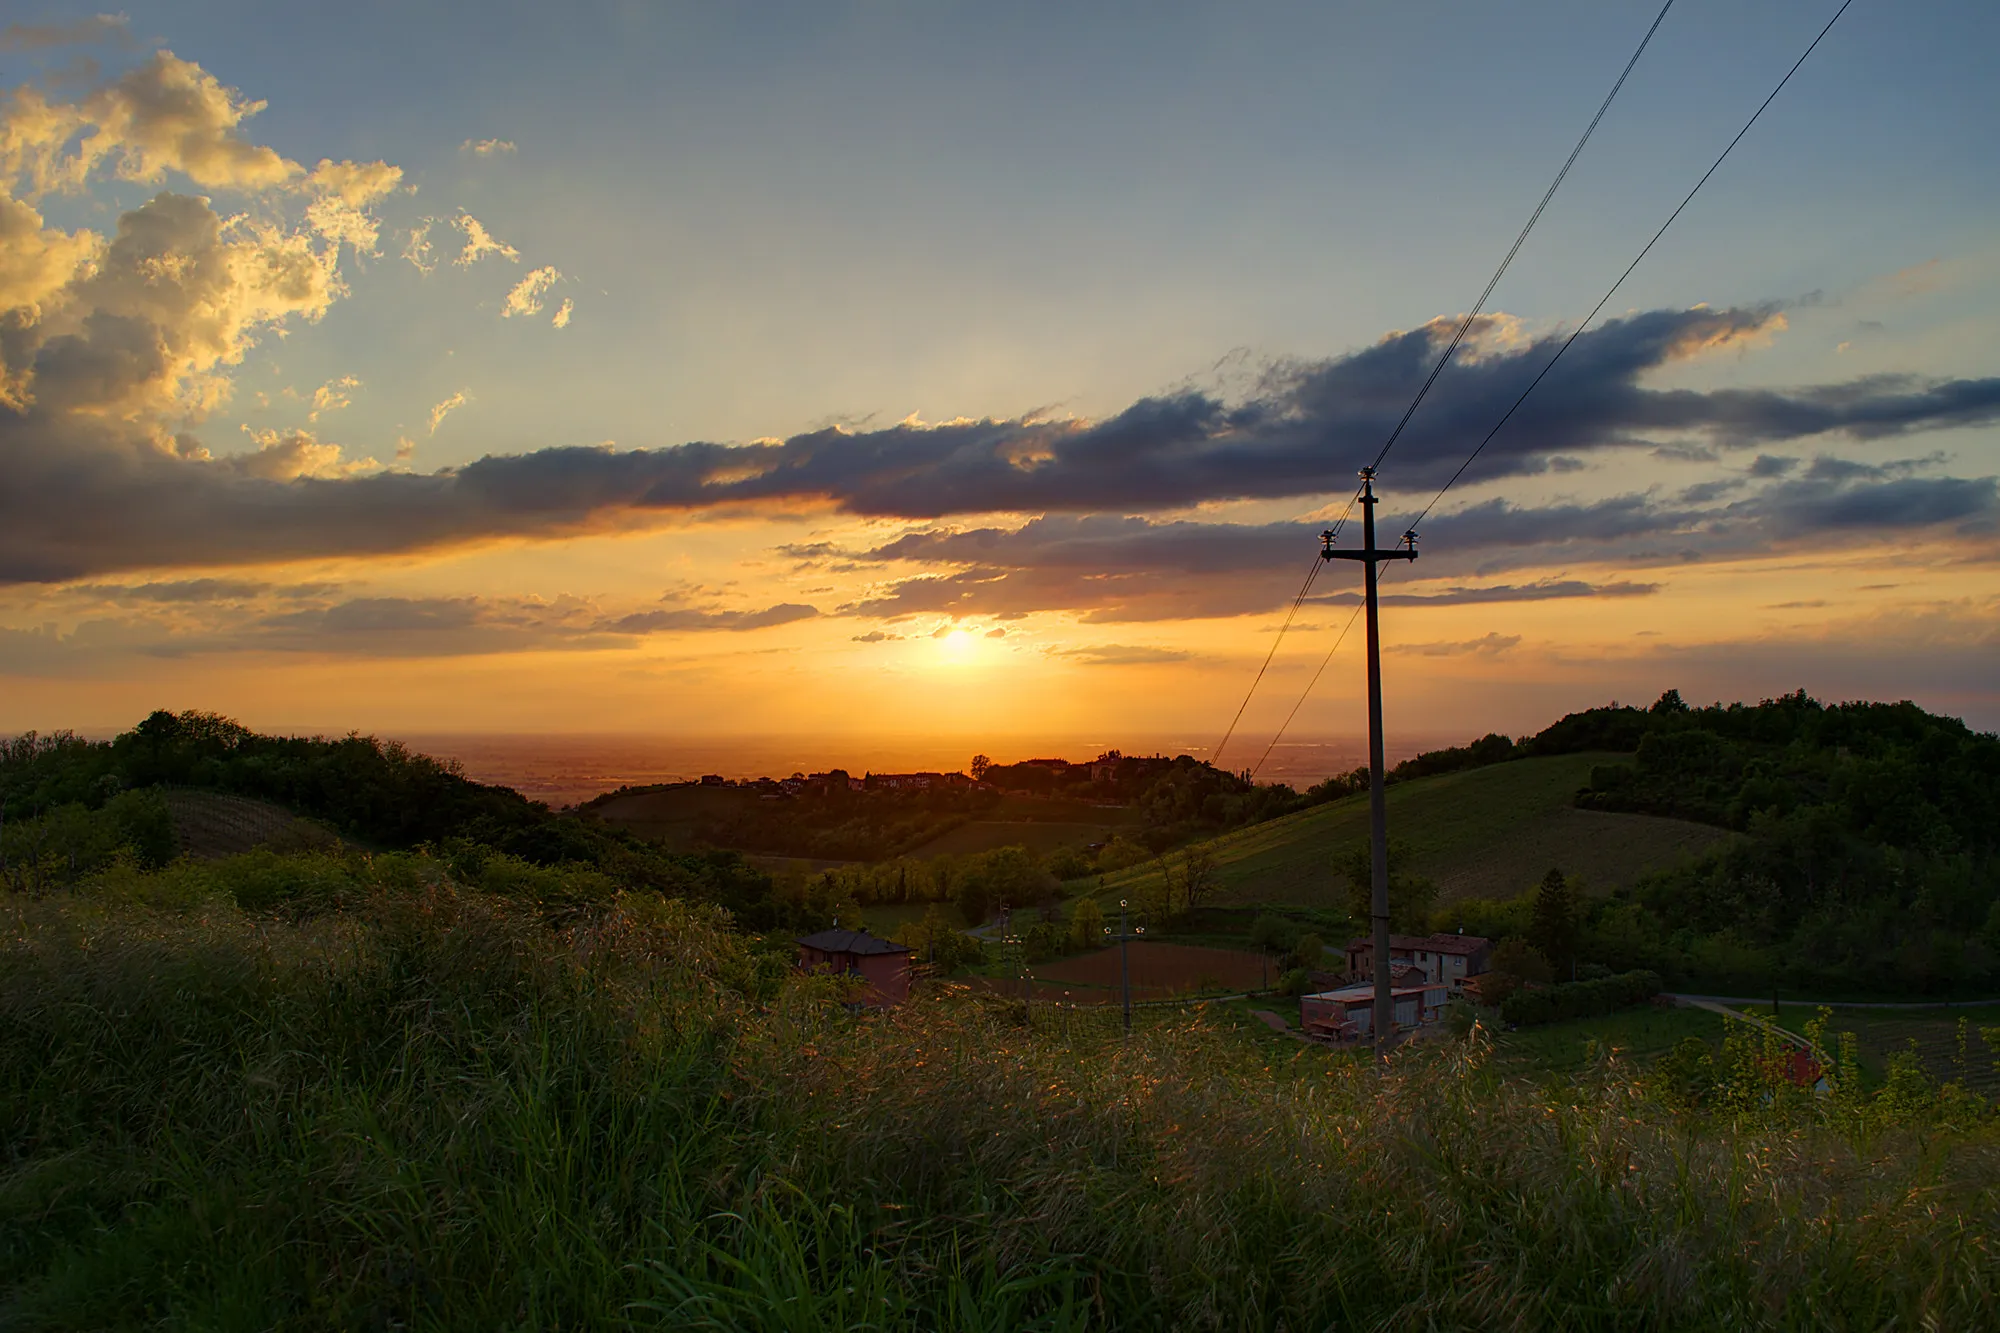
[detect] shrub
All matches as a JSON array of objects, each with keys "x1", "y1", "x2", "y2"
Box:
[
  {"x1": 1276, "y1": 967, "x2": 1313, "y2": 997},
  {"x1": 1500, "y1": 969, "x2": 1662, "y2": 1027}
]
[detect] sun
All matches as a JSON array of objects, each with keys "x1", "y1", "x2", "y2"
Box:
[{"x1": 935, "y1": 627, "x2": 980, "y2": 665}]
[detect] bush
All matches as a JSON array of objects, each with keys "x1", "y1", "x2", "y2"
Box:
[
  {"x1": 1500, "y1": 969, "x2": 1662, "y2": 1027},
  {"x1": 1276, "y1": 967, "x2": 1313, "y2": 997}
]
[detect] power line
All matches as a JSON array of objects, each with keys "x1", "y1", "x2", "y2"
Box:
[
  {"x1": 1411, "y1": 0, "x2": 1858, "y2": 528},
  {"x1": 1211, "y1": 553, "x2": 1324, "y2": 767},
  {"x1": 1369, "y1": 0, "x2": 1676, "y2": 475},
  {"x1": 1254, "y1": 0, "x2": 1859, "y2": 775},
  {"x1": 1215, "y1": 1, "x2": 1675, "y2": 767}
]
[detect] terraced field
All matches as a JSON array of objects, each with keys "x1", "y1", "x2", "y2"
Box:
[{"x1": 1094, "y1": 753, "x2": 1729, "y2": 910}]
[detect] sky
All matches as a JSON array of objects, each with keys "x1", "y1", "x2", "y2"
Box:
[{"x1": 1, "y1": 0, "x2": 1996, "y2": 763}]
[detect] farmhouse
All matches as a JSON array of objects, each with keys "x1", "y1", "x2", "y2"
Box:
[
  {"x1": 795, "y1": 928, "x2": 913, "y2": 1007},
  {"x1": 1345, "y1": 933, "x2": 1492, "y2": 993},
  {"x1": 1299, "y1": 978, "x2": 1449, "y2": 1042}
]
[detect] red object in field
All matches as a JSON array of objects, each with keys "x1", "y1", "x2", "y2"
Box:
[{"x1": 795, "y1": 929, "x2": 912, "y2": 1007}]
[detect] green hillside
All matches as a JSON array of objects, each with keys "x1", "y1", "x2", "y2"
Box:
[{"x1": 1094, "y1": 752, "x2": 1730, "y2": 910}]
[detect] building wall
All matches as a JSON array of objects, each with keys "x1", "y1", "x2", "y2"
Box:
[{"x1": 855, "y1": 952, "x2": 910, "y2": 1007}]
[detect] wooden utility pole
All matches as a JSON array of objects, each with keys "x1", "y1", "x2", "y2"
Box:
[
  {"x1": 1103, "y1": 898, "x2": 1146, "y2": 1037},
  {"x1": 1321, "y1": 469, "x2": 1418, "y2": 1059}
]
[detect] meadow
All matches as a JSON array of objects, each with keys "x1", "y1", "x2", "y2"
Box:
[
  {"x1": 6, "y1": 850, "x2": 2000, "y2": 1330},
  {"x1": 1092, "y1": 753, "x2": 1730, "y2": 910}
]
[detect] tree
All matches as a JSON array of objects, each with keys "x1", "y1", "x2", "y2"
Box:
[
  {"x1": 1068, "y1": 896, "x2": 1106, "y2": 952},
  {"x1": 1291, "y1": 932, "x2": 1327, "y2": 971},
  {"x1": 1337, "y1": 839, "x2": 1437, "y2": 931},
  {"x1": 970, "y1": 754, "x2": 993, "y2": 781},
  {"x1": 1489, "y1": 938, "x2": 1553, "y2": 985},
  {"x1": 954, "y1": 875, "x2": 992, "y2": 927},
  {"x1": 1530, "y1": 867, "x2": 1580, "y2": 977},
  {"x1": 1248, "y1": 913, "x2": 1300, "y2": 956}
]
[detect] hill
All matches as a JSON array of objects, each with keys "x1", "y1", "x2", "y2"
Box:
[
  {"x1": 1093, "y1": 752, "x2": 1729, "y2": 911},
  {"x1": 162, "y1": 789, "x2": 343, "y2": 859}
]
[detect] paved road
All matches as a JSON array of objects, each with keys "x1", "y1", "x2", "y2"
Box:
[{"x1": 1668, "y1": 992, "x2": 2000, "y2": 1012}]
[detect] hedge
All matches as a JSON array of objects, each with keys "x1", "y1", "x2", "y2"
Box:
[{"x1": 1500, "y1": 969, "x2": 1662, "y2": 1027}]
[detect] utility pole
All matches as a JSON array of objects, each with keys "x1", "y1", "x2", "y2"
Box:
[
  {"x1": 1321, "y1": 468, "x2": 1418, "y2": 1059},
  {"x1": 1103, "y1": 898, "x2": 1146, "y2": 1037}
]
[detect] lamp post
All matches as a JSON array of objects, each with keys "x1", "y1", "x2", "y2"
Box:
[{"x1": 1103, "y1": 898, "x2": 1146, "y2": 1037}]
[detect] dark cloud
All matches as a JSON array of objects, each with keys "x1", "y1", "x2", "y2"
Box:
[
  {"x1": 10, "y1": 302, "x2": 2000, "y2": 582},
  {"x1": 1391, "y1": 632, "x2": 1522, "y2": 657},
  {"x1": 1313, "y1": 580, "x2": 1661, "y2": 608},
  {"x1": 598, "y1": 603, "x2": 820, "y2": 633},
  {"x1": 851, "y1": 630, "x2": 901, "y2": 643}
]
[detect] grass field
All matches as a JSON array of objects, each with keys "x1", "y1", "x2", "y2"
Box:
[
  {"x1": 9, "y1": 868, "x2": 2000, "y2": 1328},
  {"x1": 1095, "y1": 752, "x2": 1729, "y2": 910},
  {"x1": 1490, "y1": 1003, "x2": 1728, "y2": 1078}
]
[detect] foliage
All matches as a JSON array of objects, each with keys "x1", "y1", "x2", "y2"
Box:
[
  {"x1": 0, "y1": 789, "x2": 174, "y2": 892},
  {"x1": 1529, "y1": 867, "x2": 1580, "y2": 976},
  {"x1": 1501, "y1": 970, "x2": 1662, "y2": 1027},
  {"x1": 894, "y1": 905, "x2": 986, "y2": 970},
  {"x1": 1336, "y1": 838, "x2": 1437, "y2": 931},
  {"x1": 1291, "y1": 931, "x2": 1327, "y2": 971},
  {"x1": 1490, "y1": 939, "x2": 1553, "y2": 985},
  {"x1": 1066, "y1": 896, "x2": 1106, "y2": 953},
  {"x1": 6, "y1": 867, "x2": 2000, "y2": 1327},
  {"x1": 1275, "y1": 967, "x2": 1313, "y2": 997}
]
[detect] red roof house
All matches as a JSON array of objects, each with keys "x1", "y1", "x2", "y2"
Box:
[{"x1": 796, "y1": 929, "x2": 913, "y2": 1007}]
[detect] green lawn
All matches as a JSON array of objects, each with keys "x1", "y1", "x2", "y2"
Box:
[
  {"x1": 1093, "y1": 753, "x2": 1728, "y2": 911},
  {"x1": 1490, "y1": 1004, "x2": 1728, "y2": 1078}
]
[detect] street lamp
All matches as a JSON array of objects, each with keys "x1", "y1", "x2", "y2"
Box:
[{"x1": 1103, "y1": 898, "x2": 1145, "y2": 1037}]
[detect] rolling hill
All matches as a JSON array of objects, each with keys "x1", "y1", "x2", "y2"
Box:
[{"x1": 1092, "y1": 752, "x2": 1729, "y2": 910}]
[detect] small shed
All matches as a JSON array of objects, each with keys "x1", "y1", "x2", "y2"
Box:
[{"x1": 795, "y1": 928, "x2": 913, "y2": 1007}]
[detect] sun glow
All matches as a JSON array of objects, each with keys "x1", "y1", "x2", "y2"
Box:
[{"x1": 935, "y1": 627, "x2": 980, "y2": 665}]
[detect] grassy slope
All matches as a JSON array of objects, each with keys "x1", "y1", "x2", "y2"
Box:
[
  {"x1": 1094, "y1": 752, "x2": 1730, "y2": 910},
  {"x1": 7, "y1": 868, "x2": 1998, "y2": 1328}
]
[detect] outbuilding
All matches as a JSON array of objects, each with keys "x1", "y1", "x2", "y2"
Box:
[{"x1": 795, "y1": 928, "x2": 913, "y2": 1007}]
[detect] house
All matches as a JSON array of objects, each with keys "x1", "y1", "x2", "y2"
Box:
[
  {"x1": 1299, "y1": 978, "x2": 1449, "y2": 1041},
  {"x1": 1344, "y1": 933, "x2": 1492, "y2": 993},
  {"x1": 795, "y1": 929, "x2": 912, "y2": 1007}
]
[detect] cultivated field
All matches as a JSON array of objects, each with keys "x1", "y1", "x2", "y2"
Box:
[
  {"x1": 162, "y1": 790, "x2": 342, "y2": 858},
  {"x1": 905, "y1": 819, "x2": 1122, "y2": 860},
  {"x1": 1097, "y1": 752, "x2": 1729, "y2": 909},
  {"x1": 1025, "y1": 941, "x2": 1273, "y2": 1002}
]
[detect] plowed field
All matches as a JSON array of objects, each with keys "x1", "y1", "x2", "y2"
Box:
[{"x1": 1027, "y1": 942, "x2": 1272, "y2": 1001}]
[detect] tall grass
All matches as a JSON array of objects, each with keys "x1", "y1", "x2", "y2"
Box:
[{"x1": 4, "y1": 862, "x2": 1999, "y2": 1330}]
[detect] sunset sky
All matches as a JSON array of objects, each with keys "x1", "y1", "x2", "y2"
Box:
[{"x1": 2, "y1": 1, "x2": 1996, "y2": 764}]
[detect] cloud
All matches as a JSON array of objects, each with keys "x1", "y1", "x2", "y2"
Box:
[
  {"x1": 77, "y1": 52, "x2": 301, "y2": 190},
  {"x1": 502, "y1": 266, "x2": 560, "y2": 318},
  {"x1": 403, "y1": 218, "x2": 438, "y2": 274},
  {"x1": 985, "y1": 627, "x2": 1006, "y2": 638},
  {"x1": 1056, "y1": 644, "x2": 1190, "y2": 666},
  {"x1": 428, "y1": 389, "x2": 467, "y2": 435},
  {"x1": 460, "y1": 138, "x2": 516, "y2": 157},
  {"x1": 303, "y1": 158, "x2": 403, "y2": 256},
  {"x1": 597, "y1": 602, "x2": 820, "y2": 633},
  {"x1": 851, "y1": 629, "x2": 902, "y2": 643},
  {"x1": 1312, "y1": 580, "x2": 1661, "y2": 608},
  {"x1": 307, "y1": 375, "x2": 359, "y2": 421},
  {"x1": 1391, "y1": 632, "x2": 1522, "y2": 657},
  {"x1": 551, "y1": 297, "x2": 573, "y2": 329},
  {"x1": 0, "y1": 14, "x2": 132, "y2": 51},
  {"x1": 7, "y1": 278, "x2": 2000, "y2": 583},
  {"x1": 453, "y1": 212, "x2": 517, "y2": 266}
]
